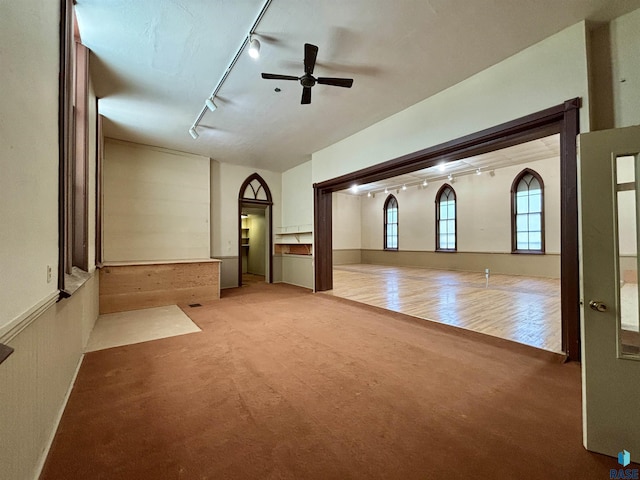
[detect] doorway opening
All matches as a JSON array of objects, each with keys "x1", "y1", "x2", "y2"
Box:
[
  {"x1": 314, "y1": 99, "x2": 581, "y2": 360},
  {"x1": 329, "y1": 134, "x2": 562, "y2": 353},
  {"x1": 240, "y1": 206, "x2": 268, "y2": 286},
  {"x1": 238, "y1": 173, "x2": 273, "y2": 287}
]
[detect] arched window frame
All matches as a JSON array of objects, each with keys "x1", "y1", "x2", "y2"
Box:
[
  {"x1": 383, "y1": 195, "x2": 399, "y2": 251},
  {"x1": 511, "y1": 168, "x2": 545, "y2": 254},
  {"x1": 435, "y1": 184, "x2": 457, "y2": 252}
]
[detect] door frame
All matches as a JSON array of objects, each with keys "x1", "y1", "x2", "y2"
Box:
[
  {"x1": 238, "y1": 174, "x2": 273, "y2": 286},
  {"x1": 314, "y1": 98, "x2": 581, "y2": 361}
]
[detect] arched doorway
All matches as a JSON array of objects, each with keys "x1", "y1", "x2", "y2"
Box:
[{"x1": 238, "y1": 173, "x2": 273, "y2": 286}]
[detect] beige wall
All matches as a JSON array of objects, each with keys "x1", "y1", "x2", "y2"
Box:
[
  {"x1": 0, "y1": 0, "x2": 61, "y2": 333},
  {"x1": 333, "y1": 193, "x2": 362, "y2": 250},
  {"x1": 359, "y1": 156, "x2": 560, "y2": 255},
  {"x1": 311, "y1": 22, "x2": 591, "y2": 185},
  {"x1": 609, "y1": 8, "x2": 640, "y2": 129},
  {"x1": 211, "y1": 161, "x2": 281, "y2": 288},
  {"x1": 103, "y1": 139, "x2": 210, "y2": 262},
  {"x1": 247, "y1": 212, "x2": 266, "y2": 276},
  {"x1": 1, "y1": 3, "x2": 100, "y2": 478},
  {"x1": 279, "y1": 161, "x2": 313, "y2": 288}
]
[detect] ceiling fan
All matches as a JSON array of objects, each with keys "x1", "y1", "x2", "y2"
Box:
[{"x1": 261, "y1": 43, "x2": 354, "y2": 105}]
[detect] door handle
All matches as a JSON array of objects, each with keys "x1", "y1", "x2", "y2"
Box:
[{"x1": 589, "y1": 300, "x2": 608, "y2": 313}]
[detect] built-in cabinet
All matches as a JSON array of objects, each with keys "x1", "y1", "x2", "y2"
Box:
[{"x1": 274, "y1": 224, "x2": 313, "y2": 255}]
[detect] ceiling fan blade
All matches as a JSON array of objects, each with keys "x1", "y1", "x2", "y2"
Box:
[
  {"x1": 301, "y1": 86, "x2": 312, "y2": 105},
  {"x1": 261, "y1": 73, "x2": 299, "y2": 81},
  {"x1": 317, "y1": 77, "x2": 354, "y2": 88},
  {"x1": 304, "y1": 43, "x2": 318, "y2": 75}
]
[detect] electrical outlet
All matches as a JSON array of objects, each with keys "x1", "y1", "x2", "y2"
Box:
[{"x1": 46, "y1": 265, "x2": 52, "y2": 283}]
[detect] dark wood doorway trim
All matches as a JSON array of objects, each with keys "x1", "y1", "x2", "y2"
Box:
[
  {"x1": 314, "y1": 98, "x2": 581, "y2": 361},
  {"x1": 238, "y1": 174, "x2": 274, "y2": 286}
]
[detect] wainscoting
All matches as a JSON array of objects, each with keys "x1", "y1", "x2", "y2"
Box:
[
  {"x1": 0, "y1": 274, "x2": 99, "y2": 480},
  {"x1": 99, "y1": 259, "x2": 221, "y2": 314},
  {"x1": 333, "y1": 249, "x2": 561, "y2": 278}
]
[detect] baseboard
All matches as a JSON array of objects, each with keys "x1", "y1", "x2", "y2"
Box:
[{"x1": 34, "y1": 353, "x2": 85, "y2": 480}]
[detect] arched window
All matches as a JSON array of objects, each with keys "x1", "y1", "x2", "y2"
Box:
[
  {"x1": 511, "y1": 169, "x2": 544, "y2": 253},
  {"x1": 436, "y1": 184, "x2": 456, "y2": 251},
  {"x1": 384, "y1": 195, "x2": 398, "y2": 250}
]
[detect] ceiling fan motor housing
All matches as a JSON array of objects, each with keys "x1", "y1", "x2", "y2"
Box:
[{"x1": 300, "y1": 74, "x2": 316, "y2": 88}]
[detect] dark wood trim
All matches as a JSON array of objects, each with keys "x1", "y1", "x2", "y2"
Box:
[
  {"x1": 314, "y1": 103, "x2": 571, "y2": 194},
  {"x1": 58, "y1": 0, "x2": 73, "y2": 292},
  {"x1": 96, "y1": 112, "x2": 103, "y2": 265},
  {"x1": 383, "y1": 195, "x2": 399, "y2": 251},
  {"x1": 237, "y1": 174, "x2": 274, "y2": 287},
  {"x1": 73, "y1": 41, "x2": 89, "y2": 271},
  {"x1": 510, "y1": 168, "x2": 545, "y2": 254},
  {"x1": 560, "y1": 99, "x2": 581, "y2": 361},
  {"x1": 313, "y1": 187, "x2": 332, "y2": 291},
  {"x1": 435, "y1": 184, "x2": 457, "y2": 252},
  {"x1": 0, "y1": 343, "x2": 14, "y2": 365},
  {"x1": 313, "y1": 98, "x2": 581, "y2": 361}
]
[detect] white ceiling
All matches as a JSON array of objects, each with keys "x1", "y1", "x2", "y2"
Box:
[
  {"x1": 340, "y1": 134, "x2": 560, "y2": 196},
  {"x1": 76, "y1": 0, "x2": 639, "y2": 173}
]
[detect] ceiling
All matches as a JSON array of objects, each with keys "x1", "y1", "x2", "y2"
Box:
[
  {"x1": 76, "y1": 0, "x2": 639, "y2": 173},
  {"x1": 339, "y1": 134, "x2": 560, "y2": 196}
]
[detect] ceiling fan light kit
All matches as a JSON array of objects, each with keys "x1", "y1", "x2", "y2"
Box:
[{"x1": 261, "y1": 43, "x2": 354, "y2": 104}]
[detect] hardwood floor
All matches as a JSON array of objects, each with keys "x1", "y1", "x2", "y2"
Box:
[{"x1": 326, "y1": 264, "x2": 562, "y2": 353}]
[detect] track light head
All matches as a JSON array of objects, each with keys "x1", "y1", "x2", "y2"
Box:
[
  {"x1": 205, "y1": 97, "x2": 217, "y2": 112},
  {"x1": 248, "y1": 37, "x2": 260, "y2": 59},
  {"x1": 402, "y1": 184, "x2": 407, "y2": 191},
  {"x1": 422, "y1": 179, "x2": 428, "y2": 187},
  {"x1": 476, "y1": 168, "x2": 482, "y2": 176},
  {"x1": 189, "y1": 126, "x2": 199, "y2": 139}
]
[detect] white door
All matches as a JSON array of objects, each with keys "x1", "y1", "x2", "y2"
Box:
[{"x1": 578, "y1": 125, "x2": 640, "y2": 461}]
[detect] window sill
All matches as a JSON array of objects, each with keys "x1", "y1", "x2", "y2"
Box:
[
  {"x1": 512, "y1": 250, "x2": 545, "y2": 255},
  {"x1": 60, "y1": 266, "x2": 93, "y2": 299},
  {"x1": 435, "y1": 249, "x2": 457, "y2": 253},
  {"x1": 384, "y1": 248, "x2": 399, "y2": 252}
]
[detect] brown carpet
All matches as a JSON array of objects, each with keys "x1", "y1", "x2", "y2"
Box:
[{"x1": 41, "y1": 283, "x2": 618, "y2": 479}]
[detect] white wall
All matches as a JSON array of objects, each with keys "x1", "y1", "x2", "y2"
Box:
[
  {"x1": 281, "y1": 161, "x2": 313, "y2": 228},
  {"x1": 247, "y1": 213, "x2": 266, "y2": 276},
  {"x1": 0, "y1": 0, "x2": 61, "y2": 333},
  {"x1": 609, "y1": 8, "x2": 640, "y2": 129},
  {"x1": 332, "y1": 193, "x2": 362, "y2": 249},
  {"x1": 1, "y1": 3, "x2": 101, "y2": 479},
  {"x1": 359, "y1": 157, "x2": 561, "y2": 254},
  {"x1": 210, "y1": 161, "x2": 281, "y2": 287},
  {"x1": 103, "y1": 139, "x2": 210, "y2": 262},
  {"x1": 311, "y1": 22, "x2": 590, "y2": 184}
]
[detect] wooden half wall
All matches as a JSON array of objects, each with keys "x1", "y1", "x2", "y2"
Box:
[{"x1": 99, "y1": 259, "x2": 221, "y2": 314}]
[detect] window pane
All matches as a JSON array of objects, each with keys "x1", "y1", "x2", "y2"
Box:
[
  {"x1": 447, "y1": 234, "x2": 455, "y2": 249},
  {"x1": 439, "y1": 234, "x2": 447, "y2": 248},
  {"x1": 529, "y1": 193, "x2": 542, "y2": 212},
  {"x1": 517, "y1": 232, "x2": 529, "y2": 249},
  {"x1": 516, "y1": 214, "x2": 528, "y2": 232},
  {"x1": 448, "y1": 219, "x2": 455, "y2": 234},
  {"x1": 440, "y1": 203, "x2": 447, "y2": 219},
  {"x1": 516, "y1": 193, "x2": 529, "y2": 213},
  {"x1": 447, "y1": 202, "x2": 455, "y2": 219},
  {"x1": 529, "y1": 213, "x2": 541, "y2": 232},
  {"x1": 529, "y1": 232, "x2": 542, "y2": 248}
]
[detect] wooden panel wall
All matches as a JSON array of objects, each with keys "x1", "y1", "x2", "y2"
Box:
[{"x1": 99, "y1": 261, "x2": 220, "y2": 314}]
